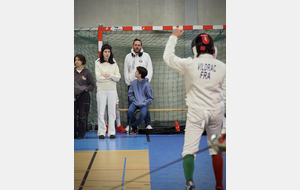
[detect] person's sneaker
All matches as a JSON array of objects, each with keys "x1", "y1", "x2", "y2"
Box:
[
  {"x1": 130, "y1": 126, "x2": 138, "y2": 135},
  {"x1": 215, "y1": 186, "x2": 224, "y2": 190},
  {"x1": 109, "y1": 135, "x2": 116, "y2": 139},
  {"x1": 221, "y1": 127, "x2": 226, "y2": 134},
  {"x1": 186, "y1": 179, "x2": 195, "y2": 190},
  {"x1": 116, "y1": 125, "x2": 127, "y2": 133},
  {"x1": 98, "y1": 135, "x2": 105, "y2": 139},
  {"x1": 146, "y1": 125, "x2": 153, "y2": 129},
  {"x1": 125, "y1": 125, "x2": 129, "y2": 132},
  {"x1": 106, "y1": 125, "x2": 108, "y2": 132}
]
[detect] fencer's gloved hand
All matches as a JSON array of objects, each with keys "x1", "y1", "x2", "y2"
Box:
[{"x1": 211, "y1": 134, "x2": 226, "y2": 155}]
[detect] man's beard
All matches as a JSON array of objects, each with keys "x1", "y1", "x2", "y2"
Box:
[{"x1": 134, "y1": 48, "x2": 140, "y2": 53}]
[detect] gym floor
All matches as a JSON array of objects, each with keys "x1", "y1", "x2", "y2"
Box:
[{"x1": 74, "y1": 131, "x2": 226, "y2": 190}]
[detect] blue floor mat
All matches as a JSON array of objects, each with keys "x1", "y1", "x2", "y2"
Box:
[
  {"x1": 74, "y1": 132, "x2": 149, "y2": 151},
  {"x1": 148, "y1": 134, "x2": 226, "y2": 190}
]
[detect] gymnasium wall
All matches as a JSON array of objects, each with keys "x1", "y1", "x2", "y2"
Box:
[{"x1": 74, "y1": 0, "x2": 226, "y2": 28}]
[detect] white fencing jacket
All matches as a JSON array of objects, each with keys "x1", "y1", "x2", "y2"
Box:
[
  {"x1": 163, "y1": 35, "x2": 226, "y2": 112},
  {"x1": 124, "y1": 48, "x2": 153, "y2": 86}
]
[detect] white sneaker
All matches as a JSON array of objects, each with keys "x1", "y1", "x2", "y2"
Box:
[
  {"x1": 186, "y1": 179, "x2": 195, "y2": 190},
  {"x1": 221, "y1": 127, "x2": 226, "y2": 134},
  {"x1": 125, "y1": 125, "x2": 129, "y2": 131},
  {"x1": 146, "y1": 125, "x2": 153, "y2": 129}
]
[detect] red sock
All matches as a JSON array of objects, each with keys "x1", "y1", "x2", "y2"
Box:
[{"x1": 212, "y1": 155, "x2": 223, "y2": 189}]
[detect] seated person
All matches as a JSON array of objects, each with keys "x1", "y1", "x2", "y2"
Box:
[{"x1": 127, "y1": 66, "x2": 154, "y2": 134}]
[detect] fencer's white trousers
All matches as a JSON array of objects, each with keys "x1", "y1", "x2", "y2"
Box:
[
  {"x1": 96, "y1": 90, "x2": 116, "y2": 136},
  {"x1": 182, "y1": 108, "x2": 223, "y2": 159}
]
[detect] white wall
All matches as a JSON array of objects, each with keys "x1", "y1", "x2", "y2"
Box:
[
  {"x1": 74, "y1": 0, "x2": 225, "y2": 28},
  {"x1": 197, "y1": 0, "x2": 226, "y2": 25}
]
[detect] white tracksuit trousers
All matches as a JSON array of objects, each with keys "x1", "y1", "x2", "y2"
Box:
[{"x1": 96, "y1": 90, "x2": 116, "y2": 136}]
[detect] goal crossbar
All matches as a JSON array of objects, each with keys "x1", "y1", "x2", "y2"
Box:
[{"x1": 98, "y1": 25, "x2": 226, "y2": 57}]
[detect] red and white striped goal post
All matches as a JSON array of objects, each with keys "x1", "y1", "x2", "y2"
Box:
[{"x1": 97, "y1": 25, "x2": 226, "y2": 57}]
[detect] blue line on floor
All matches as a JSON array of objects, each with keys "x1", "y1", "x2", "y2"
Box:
[{"x1": 121, "y1": 157, "x2": 127, "y2": 190}]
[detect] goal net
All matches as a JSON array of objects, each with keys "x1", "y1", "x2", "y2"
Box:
[{"x1": 74, "y1": 25, "x2": 226, "y2": 129}]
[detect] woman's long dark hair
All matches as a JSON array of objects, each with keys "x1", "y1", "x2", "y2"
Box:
[{"x1": 100, "y1": 44, "x2": 115, "y2": 64}]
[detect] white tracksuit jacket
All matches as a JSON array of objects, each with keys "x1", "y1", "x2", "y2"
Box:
[
  {"x1": 163, "y1": 35, "x2": 226, "y2": 113},
  {"x1": 124, "y1": 48, "x2": 153, "y2": 86}
]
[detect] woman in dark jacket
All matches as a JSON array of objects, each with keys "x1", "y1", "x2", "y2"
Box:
[{"x1": 74, "y1": 54, "x2": 95, "y2": 139}]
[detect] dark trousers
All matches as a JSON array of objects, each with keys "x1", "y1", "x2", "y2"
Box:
[
  {"x1": 127, "y1": 85, "x2": 151, "y2": 127},
  {"x1": 74, "y1": 91, "x2": 90, "y2": 138}
]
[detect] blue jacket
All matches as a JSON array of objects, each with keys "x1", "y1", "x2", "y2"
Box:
[{"x1": 128, "y1": 78, "x2": 154, "y2": 107}]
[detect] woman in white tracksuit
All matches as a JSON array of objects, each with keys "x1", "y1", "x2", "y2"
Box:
[
  {"x1": 95, "y1": 44, "x2": 121, "y2": 139},
  {"x1": 163, "y1": 29, "x2": 226, "y2": 190}
]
